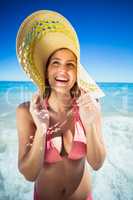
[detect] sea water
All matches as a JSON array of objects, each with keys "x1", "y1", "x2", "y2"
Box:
[{"x1": 0, "y1": 81, "x2": 133, "y2": 200}]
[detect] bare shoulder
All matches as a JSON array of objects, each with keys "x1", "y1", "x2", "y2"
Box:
[
  {"x1": 17, "y1": 101, "x2": 30, "y2": 112},
  {"x1": 16, "y1": 101, "x2": 36, "y2": 135},
  {"x1": 16, "y1": 101, "x2": 32, "y2": 121}
]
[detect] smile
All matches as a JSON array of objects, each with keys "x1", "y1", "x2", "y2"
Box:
[{"x1": 55, "y1": 76, "x2": 69, "y2": 82}]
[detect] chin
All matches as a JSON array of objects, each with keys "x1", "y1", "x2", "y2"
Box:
[{"x1": 53, "y1": 86, "x2": 71, "y2": 95}]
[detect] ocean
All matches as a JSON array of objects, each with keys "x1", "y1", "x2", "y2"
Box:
[{"x1": 0, "y1": 81, "x2": 133, "y2": 200}]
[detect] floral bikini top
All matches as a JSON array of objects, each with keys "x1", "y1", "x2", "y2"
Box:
[{"x1": 43, "y1": 97, "x2": 87, "y2": 164}]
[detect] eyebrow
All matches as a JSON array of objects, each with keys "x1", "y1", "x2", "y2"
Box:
[{"x1": 51, "y1": 57, "x2": 76, "y2": 62}]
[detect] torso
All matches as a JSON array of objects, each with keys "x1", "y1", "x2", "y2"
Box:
[{"x1": 27, "y1": 101, "x2": 92, "y2": 200}]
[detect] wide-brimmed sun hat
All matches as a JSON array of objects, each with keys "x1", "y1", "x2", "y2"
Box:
[{"x1": 16, "y1": 10, "x2": 105, "y2": 98}]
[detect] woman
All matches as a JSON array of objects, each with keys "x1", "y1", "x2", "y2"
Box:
[{"x1": 16, "y1": 10, "x2": 106, "y2": 200}]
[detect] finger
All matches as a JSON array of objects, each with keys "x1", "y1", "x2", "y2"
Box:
[
  {"x1": 32, "y1": 95, "x2": 43, "y2": 112},
  {"x1": 34, "y1": 94, "x2": 40, "y2": 104},
  {"x1": 80, "y1": 88, "x2": 86, "y2": 94},
  {"x1": 31, "y1": 92, "x2": 40, "y2": 104},
  {"x1": 76, "y1": 93, "x2": 91, "y2": 104},
  {"x1": 33, "y1": 102, "x2": 42, "y2": 110},
  {"x1": 31, "y1": 96, "x2": 38, "y2": 109},
  {"x1": 36, "y1": 109, "x2": 49, "y2": 120},
  {"x1": 77, "y1": 99, "x2": 92, "y2": 107},
  {"x1": 77, "y1": 95, "x2": 92, "y2": 106}
]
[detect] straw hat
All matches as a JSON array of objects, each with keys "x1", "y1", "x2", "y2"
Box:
[{"x1": 16, "y1": 10, "x2": 105, "y2": 98}]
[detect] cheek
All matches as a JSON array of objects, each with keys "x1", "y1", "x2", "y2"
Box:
[
  {"x1": 71, "y1": 70, "x2": 77, "y2": 80},
  {"x1": 47, "y1": 67, "x2": 54, "y2": 80}
]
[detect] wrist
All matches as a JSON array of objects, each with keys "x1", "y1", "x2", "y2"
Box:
[{"x1": 37, "y1": 124, "x2": 48, "y2": 136}]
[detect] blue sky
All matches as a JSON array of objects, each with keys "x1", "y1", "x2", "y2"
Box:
[{"x1": 0, "y1": 0, "x2": 133, "y2": 82}]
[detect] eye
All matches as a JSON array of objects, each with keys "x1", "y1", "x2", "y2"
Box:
[
  {"x1": 51, "y1": 61, "x2": 61, "y2": 67},
  {"x1": 67, "y1": 63, "x2": 76, "y2": 68},
  {"x1": 52, "y1": 61, "x2": 59, "y2": 65}
]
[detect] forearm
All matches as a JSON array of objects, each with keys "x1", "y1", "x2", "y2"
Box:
[
  {"x1": 85, "y1": 123, "x2": 107, "y2": 170},
  {"x1": 19, "y1": 129, "x2": 46, "y2": 181}
]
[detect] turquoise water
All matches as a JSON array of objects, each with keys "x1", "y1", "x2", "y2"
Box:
[{"x1": 0, "y1": 81, "x2": 133, "y2": 200}]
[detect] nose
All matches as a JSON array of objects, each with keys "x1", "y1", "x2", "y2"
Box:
[{"x1": 58, "y1": 64, "x2": 67, "y2": 73}]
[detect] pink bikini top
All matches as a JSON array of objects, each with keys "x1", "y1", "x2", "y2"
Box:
[{"x1": 43, "y1": 97, "x2": 87, "y2": 164}]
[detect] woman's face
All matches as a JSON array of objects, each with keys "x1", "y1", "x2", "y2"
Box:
[{"x1": 47, "y1": 48, "x2": 77, "y2": 94}]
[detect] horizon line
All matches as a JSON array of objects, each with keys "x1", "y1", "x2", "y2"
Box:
[{"x1": 0, "y1": 80, "x2": 133, "y2": 84}]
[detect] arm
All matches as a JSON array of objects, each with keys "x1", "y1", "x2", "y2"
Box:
[
  {"x1": 16, "y1": 101, "x2": 47, "y2": 182},
  {"x1": 84, "y1": 102, "x2": 107, "y2": 170},
  {"x1": 78, "y1": 94, "x2": 107, "y2": 170}
]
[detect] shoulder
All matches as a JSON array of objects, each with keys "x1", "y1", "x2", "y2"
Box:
[
  {"x1": 16, "y1": 101, "x2": 30, "y2": 115},
  {"x1": 16, "y1": 101, "x2": 34, "y2": 125},
  {"x1": 17, "y1": 101, "x2": 30, "y2": 109}
]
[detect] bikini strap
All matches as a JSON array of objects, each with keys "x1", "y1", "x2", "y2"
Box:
[
  {"x1": 72, "y1": 97, "x2": 87, "y2": 142},
  {"x1": 42, "y1": 96, "x2": 49, "y2": 110},
  {"x1": 72, "y1": 97, "x2": 80, "y2": 122},
  {"x1": 41, "y1": 97, "x2": 53, "y2": 148}
]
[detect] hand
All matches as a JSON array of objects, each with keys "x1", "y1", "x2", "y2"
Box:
[
  {"x1": 30, "y1": 91, "x2": 49, "y2": 135},
  {"x1": 76, "y1": 89, "x2": 101, "y2": 125}
]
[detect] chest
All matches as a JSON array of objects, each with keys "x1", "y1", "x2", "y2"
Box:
[{"x1": 49, "y1": 111, "x2": 75, "y2": 155}]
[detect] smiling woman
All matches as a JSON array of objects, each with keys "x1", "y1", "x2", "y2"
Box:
[
  {"x1": 45, "y1": 48, "x2": 78, "y2": 97},
  {"x1": 43, "y1": 47, "x2": 81, "y2": 100},
  {"x1": 16, "y1": 10, "x2": 106, "y2": 200}
]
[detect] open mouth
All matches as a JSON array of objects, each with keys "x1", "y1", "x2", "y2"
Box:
[{"x1": 55, "y1": 76, "x2": 69, "y2": 83}]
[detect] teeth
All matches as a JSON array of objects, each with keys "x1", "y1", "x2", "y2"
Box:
[
  {"x1": 55, "y1": 76, "x2": 69, "y2": 81},
  {"x1": 56, "y1": 78, "x2": 68, "y2": 81}
]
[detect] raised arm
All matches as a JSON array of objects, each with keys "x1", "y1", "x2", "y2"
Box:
[
  {"x1": 16, "y1": 94, "x2": 49, "y2": 181},
  {"x1": 85, "y1": 102, "x2": 107, "y2": 170},
  {"x1": 77, "y1": 92, "x2": 107, "y2": 170}
]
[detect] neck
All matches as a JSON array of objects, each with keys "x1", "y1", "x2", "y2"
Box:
[{"x1": 48, "y1": 90, "x2": 73, "y2": 113}]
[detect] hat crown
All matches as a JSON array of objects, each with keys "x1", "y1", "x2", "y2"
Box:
[{"x1": 17, "y1": 10, "x2": 80, "y2": 58}]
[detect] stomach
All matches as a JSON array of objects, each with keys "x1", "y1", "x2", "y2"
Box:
[{"x1": 35, "y1": 157, "x2": 92, "y2": 200}]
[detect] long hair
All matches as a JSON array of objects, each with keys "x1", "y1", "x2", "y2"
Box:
[{"x1": 43, "y1": 48, "x2": 81, "y2": 99}]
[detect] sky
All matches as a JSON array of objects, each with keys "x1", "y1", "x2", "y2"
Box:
[{"x1": 0, "y1": 0, "x2": 133, "y2": 82}]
